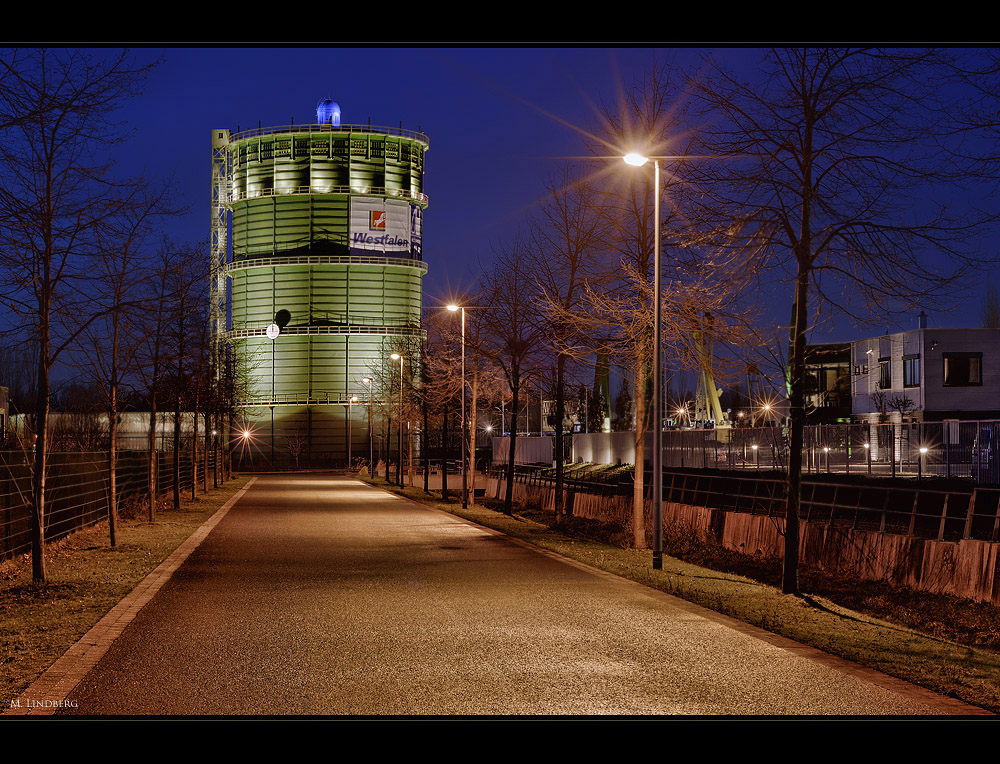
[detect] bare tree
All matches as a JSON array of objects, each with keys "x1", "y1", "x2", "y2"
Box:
[
  {"x1": 420, "y1": 308, "x2": 462, "y2": 496},
  {"x1": 286, "y1": 431, "x2": 306, "y2": 468},
  {"x1": 684, "y1": 48, "x2": 989, "y2": 594},
  {"x1": 76, "y1": 188, "x2": 176, "y2": 545},
  {"x1": 478, "y1": 238, "x2": 546, "y2": 514},
  {"x1": 0, "y1": 49, "x2": 159, "y2": 582},
  {"x1": 163, "y1": 252, "x2": 209, "y2": 509},
  {"x1": 530, "y1": 165, "x2": 612, "y2": 521},
  {"x1": 887, "y1": 395, "x2": 917, "y2": 420},
  {"x1": 582, "y1": 61, "x2": 691, "y2": 548},
  {"x1": 133, "y1": 240, "x2": 189, "y2": 519},
  {"x1": 462, "y1": 305, "x2": 506, "y2": 505}
]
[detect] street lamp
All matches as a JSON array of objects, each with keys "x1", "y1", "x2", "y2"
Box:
[
  {"x1": 362, "y1": 377, "x2": 374, "y2": 476},
  {"x1": 625, "y1": 151, "x2": 663, "y2": 570},
  {"x1": 390, "y1": 353, "x2": 404, "y2": 486},
  {"x1": 447, "y1": 303, "x2": 468, "y2": 508}
]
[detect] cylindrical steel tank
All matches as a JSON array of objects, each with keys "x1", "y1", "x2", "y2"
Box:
[{"x1": 217, "y1": 120, "x2": 429, "y2": 466}]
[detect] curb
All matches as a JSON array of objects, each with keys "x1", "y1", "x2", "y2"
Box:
[{"x1": 4, "y1": 477, "x2": 257, "y2": 716}]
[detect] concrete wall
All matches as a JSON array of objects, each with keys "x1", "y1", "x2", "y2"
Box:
[
  {"x1": 491, "y1": 436, "x2": 553, "y2": 465},
  {"x1": 571, "y1": 432, "x2": 637, "y2": 466},
  {"x1": 489, "y1": 474, "x2": 1000, "y2": 606}
]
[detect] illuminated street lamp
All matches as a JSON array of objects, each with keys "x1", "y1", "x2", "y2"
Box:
[
  {"x1": 752, "y1": 443, "x2": 759, "y2": 470},
  {"x1": 759, "y1": 402, "x2": 773, "y2": 427},
  {"x1": 864, "y1": 442, "x2": 871, "y2": 476},
  {"x1": 447, "y1": 303, "x2": 468, "y2": 508},
  {"x1": 625, "y1": 151, "x2": 662, "y2": 569},
  {"x1": 919, "y1": 445, "x2": 929, "y2": 480},
  {"x1": 390, "y1": 353, "x2": 404, "y2": 486}
]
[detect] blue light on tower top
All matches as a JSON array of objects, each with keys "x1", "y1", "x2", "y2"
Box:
[{"x1": 316, "y1": 99, "x2": 341, "y2": 126}]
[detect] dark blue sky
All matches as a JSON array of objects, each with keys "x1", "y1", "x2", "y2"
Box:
[{"x1": 114, "y1": 46, "x2": 998, "y2": 346}]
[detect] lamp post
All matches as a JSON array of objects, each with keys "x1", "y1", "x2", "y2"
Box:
[
  {"x1": 625, "y1": 152, "x2": 663, "y2": 569},
  {"x1": 447, "y1": 304, "x2": 467, "y2": 508},
  {"x1": 390, "y1": 353, "x2": 404, "y2": 486},
  {"x1": 362, "y1": 377, "x2": 374, "y2": 476}
]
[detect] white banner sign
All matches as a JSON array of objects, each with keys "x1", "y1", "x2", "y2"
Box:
[{"x1": 350, "y1": 198, "x2": 413, "y2": 257}]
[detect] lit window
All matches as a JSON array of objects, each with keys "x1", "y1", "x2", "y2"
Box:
[
  {"x1": 903, "y1": 356, "x2": 920, "y2": 388},
  {"x1": 943, "y1": 353, "x2": 983, "y2": 387},
  {"x1": 878, "y1": 358, "x2": 891, "y2": 389}
]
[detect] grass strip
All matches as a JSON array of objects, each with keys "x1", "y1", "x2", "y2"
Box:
[
  {"x1": 0, "y1": 476, "x2": 251, "y2": 710},
  {"x1": 368, "y1": 476, "x2": 1000, "y2": 715}
]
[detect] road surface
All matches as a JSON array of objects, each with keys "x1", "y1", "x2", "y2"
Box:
[{"x1": 31, "y1": 473, "x2": 980, "y2": 715}]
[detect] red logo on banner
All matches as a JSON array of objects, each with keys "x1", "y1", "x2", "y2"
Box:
[{"x1": 370, "y1": 211, "x2": 386, "y2": 230}]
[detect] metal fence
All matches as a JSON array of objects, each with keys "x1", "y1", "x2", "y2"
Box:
[
  {"x1": 660, "y1": 420, "x2": 1000, "y2": 485},
  {"x1": 660, "y1": 469, "x2": 1000, "y2": 543},
  {"x1": 495, "y1": 463, "x2": 1000, "y2": 543},
  {"x1": 0, "y1": 447, "x2": 228, "y2": 562}
]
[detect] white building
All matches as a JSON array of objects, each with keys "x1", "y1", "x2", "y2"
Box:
[{"x1": 851, "y1": 317, "x2": 1000, "y2": 423}]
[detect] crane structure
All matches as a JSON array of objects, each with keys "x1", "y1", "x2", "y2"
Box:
[{"x1": 691, "y1": 313, "x2": 730, "y2": 430}]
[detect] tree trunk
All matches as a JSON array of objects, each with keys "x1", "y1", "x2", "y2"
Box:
[
  {"x1": 108, "y1": 381, "x2": 118, "y2": 547},
  {"x1": 784, "y1": 266, "x2": 809, "y2": 595},
  {"x1": 30, "y1": 349, "x2": 50, "y2": 583},
  {"x1": 469, "y1": 371, "x2": 479, "y2": 507},
  {"x1": 422, "y1": 376, "x2": 430, "y2": 493},
  {"x1": 192, "y1": 386, "x2": 199, "y2": 501},
  {"x1": 441, "y1": 405, "x2": 450, "y2": 500},
  {"x1": 504, "y1": 371, "x2": 520, "y2": 515},
  {"x1": 632, "y1": 350, "x2": 648, "y2": 549},
  {"x1": 173, "y1": 395, "x2": 181, "y2": 510},
  {"x1": 554, "y1": 353, "x2": 566, "y2": 522},
  {"x1": 204, "y1": 408, "x2": 210, "y2": 492},
  {"x1": 148, "y1": 397, "x2": 157, "y2": 521}
]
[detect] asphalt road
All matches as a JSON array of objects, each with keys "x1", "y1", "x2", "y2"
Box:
[{"x1": 55, "y1": 473, "x2": 972, "y2": 715}]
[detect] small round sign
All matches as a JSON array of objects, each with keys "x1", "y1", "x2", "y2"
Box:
[{"x1": 266, "y1": 323, "x2": 280, "y2": 339}]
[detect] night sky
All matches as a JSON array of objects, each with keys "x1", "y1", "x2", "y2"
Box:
[{"x1": 112, "y1": 46, "x2": 998, "y2": 347}]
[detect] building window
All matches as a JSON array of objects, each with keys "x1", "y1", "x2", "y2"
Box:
[
  {"x1": 943, "y1": 352, "x2": 983, "y2": 386},
  {"x1": 878, "y1": 358, "x2": 891, "y2": 389},
  {"x1": 903, "y1": 355, "x2": 920, "y2": 388}
]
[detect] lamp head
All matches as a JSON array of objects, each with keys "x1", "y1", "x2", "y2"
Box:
[
  {"x1": 390, "y1": 353, "x2": 400, "y2": 361},
  {"x1": 446, "y1": 304, "x2": 459, "y2": 312},
  {"x1": 624, "y1": 153, "x2": 649, "y2": 167}
]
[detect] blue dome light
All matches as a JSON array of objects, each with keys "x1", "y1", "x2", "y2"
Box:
[{"x1": 316, "y1": 99, "x2": 341, "y2": 126}]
